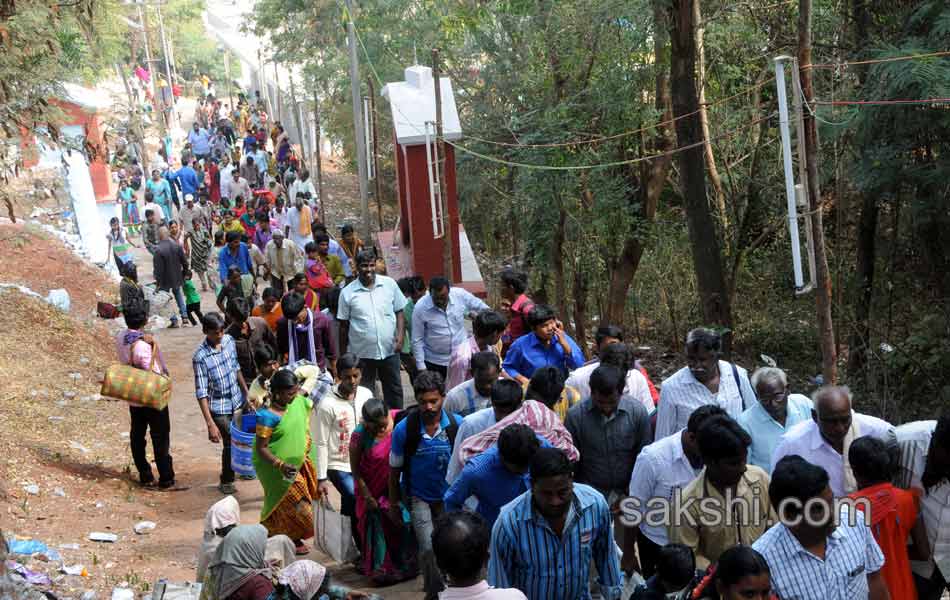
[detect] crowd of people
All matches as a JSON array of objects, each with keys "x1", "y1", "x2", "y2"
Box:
[{"x1": 105, "y1": 80, "x2": 950, "y2": 600}]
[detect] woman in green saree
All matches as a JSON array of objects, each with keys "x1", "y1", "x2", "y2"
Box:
[{"x1": 253, "y1": 369, "x2": 319, "y2": 555}]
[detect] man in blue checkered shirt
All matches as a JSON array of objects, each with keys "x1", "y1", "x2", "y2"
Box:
[{"x1": 193, "y1": 312, "x2": 248, "y2": 495}]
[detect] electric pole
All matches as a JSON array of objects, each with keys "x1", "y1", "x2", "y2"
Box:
[
  {"x1": 432, "y1": 48, "x2": 454, "y2": 280},
  {"x1": 798, "y1": 0, "x2": 837, "y2": 384},
  {"x1": 313, "y1": 85, "x2": 325, "y2": 224},
  {"x1": 155, "y1": 3, "x2": 176, "y2": 129},
  {"x1": 345, "y1": 0, "x2": 371, "y2": 242},
  {"x1": 367, "y1": 78, "x2": 383, "y2": 229}
]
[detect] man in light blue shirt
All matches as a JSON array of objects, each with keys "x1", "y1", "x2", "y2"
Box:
[
  {"x1": 446, "y1": 379, "x2": 525, "y2": 484},
  {"x1": 338, "y1": 249, "x2": 407, "y2": 409},
  {"x1": 412, "y1": 276, "x2": 489, "y2": 378},
  {"x1": 489, "y1": 447, "x2": 623, "y2": 600},
  {"x1": 187, "y1": 123, "x2": 211, "y2": 159},
  {"x1": 737, "y1": 366, "x2": 813, "y2": 472}
]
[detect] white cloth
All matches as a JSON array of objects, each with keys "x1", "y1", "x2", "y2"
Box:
[
  {"x1": 654, "y1": 361, "x2": 756, "y2": 439},
  {"x1": 440, "y1": 581, "x2": 527, "y2": 600},
  {"x1": 289, "y1": 179, "x2": 317, "y2": 207},
  {"x1": 626, "y1": 429, "x2": 701, "y2": 546},
  {"x1": 264, "y1": 238, "x2": 304, "y2": 281},
  {"x1": 314, "y1": 384, "x2": 373, "y2": 479},
  {"x1": 896, "y1": 420, "x2": 950, "y2": 579},
  {"x1": 196, "y1": 496, "x2": 240, "y2": 580},
  {"x1": 565, "y1": 361, "x2": 655, "y2": 412},
  {"x1": 770, "y1": 412, "x2": 894, "y2": 497}
]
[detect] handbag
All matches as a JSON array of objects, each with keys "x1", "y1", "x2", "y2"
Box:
[
  {"x1": 314, "y1": 501, "x2": 359, "y2": 564},
  {"x1": 100, "y1": 339, "x2": 171, "y2": 410},
  {"x1": 97, "y1": 301, "x2": 120, "y2": 319}
]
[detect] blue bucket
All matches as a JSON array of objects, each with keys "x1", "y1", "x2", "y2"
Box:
[{"x1": 230, "y1": 420, "x2": 256, "y2": 479}]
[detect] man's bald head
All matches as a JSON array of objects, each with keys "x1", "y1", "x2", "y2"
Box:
[
  {"x1": 158, "y1": 226, "x2": 170, "y2": 240},
  {"x1": 812, "y1": 385, "x2": 853, "y2": 451}
]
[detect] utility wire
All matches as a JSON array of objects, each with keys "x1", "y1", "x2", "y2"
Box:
[{"x1": 803, "y1": 50, "x2": 950, "y2": 70}]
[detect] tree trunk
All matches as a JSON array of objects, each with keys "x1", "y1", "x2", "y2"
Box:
[
  {"x1": 847, "y1": 192, "x2": 878, "y2": 374},
  {"x1": 693, "y1": 0, "x2": 726, "y2": 225},
  {"x1": 670, "y1": 0, "x2": 734, "y2": 350},
  {"x1": 604, "y1": 0, "x2": 675, "y2": 325},
  {"x1": 553, "y1": 202, "x2": 570, "y2": 332},
  {"x1": 799, "y1": 0, "x2": 838, "y2": 383},
  {"x1": 572, "y1": 259, "x2": 589, "y2": 354}
]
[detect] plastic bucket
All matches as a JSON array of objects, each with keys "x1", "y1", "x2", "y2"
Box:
[{"x1": 230, "y1": 421, "x2": 256, "y2": 479}]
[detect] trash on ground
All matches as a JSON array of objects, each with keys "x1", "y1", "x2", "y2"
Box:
[
  {"x1": 133, "y1": 521, "x2": 157, "y2": 535},
  {"x1": 111, "y1": 588, "x2": 135, "y2": 600},
  {"x1": 6, "y1": 561, "x2": 52, "y2": 586},
  {"x1": 60, "y1": 543, "x2": 81, "y2": 550},
  {"x1": 23, "y1": 484, "x2": 39, "y2": 495},
  {"x1": 89, "y1": 532, "x2": 119, "y2": 543},
  {"x1": 69, "y1": 441, "x2": 91, "y2": 454},
  {"x1": 62, "y1": 564, "x2": 88, "y2": 576},
  {"x1": 6, "y1": 537, "x2": 50, "y2": 555},
  {"x1": 52, "y1": 487, "x2": 66, "y2": 497}
]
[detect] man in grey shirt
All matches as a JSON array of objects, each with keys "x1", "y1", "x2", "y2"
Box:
[{"x1": 565, "y1": 364, "x2": 652, "y2": 512}]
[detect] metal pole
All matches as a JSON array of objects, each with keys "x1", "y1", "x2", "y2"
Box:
[
  {"x1": 791, "y1": 59, "x2": 817, "y2": 287},
  {"x1": 368, "y1": 78, "x2": 383, "y2": 230},
  {"x1": 432, "y1": 48, "x2": 454, "y2": 279},
  {"x1": 313, "y1": 85, "x2": 326, "y2": 224},
  {"x1": 224, "y1": 52, "x2": 233, "y2": 109},
  {"x1": 274, "y1": 62, "x2": 282, "y2": 123},
  {"x1": 288, "y1": 74, "x2": 308, "y2": 173},
  {"x1": 156, "y1": 4, "x2": 176, "y2": 129},
  {"x1": 345, "y1": 0, "x2": 371, "y2": 242},
  {"x1": 774, "y1": 56, "x2": 804, "y2": 290}
]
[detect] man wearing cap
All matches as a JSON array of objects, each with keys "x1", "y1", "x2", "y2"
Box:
[
  {"x1": 264, "y1": 229, "x2": 304, "y2": 295},
  {"x1": 178, "y1": 194, "x2": 198, "y2": 236}
]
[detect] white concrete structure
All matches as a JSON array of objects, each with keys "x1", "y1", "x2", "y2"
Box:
[{"x1": 382, "y1": 65, "x2": 463, "y2": 146}]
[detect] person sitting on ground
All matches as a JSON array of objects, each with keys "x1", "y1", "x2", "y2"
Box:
[
  {"x1": 444, "y1": 351, "x2": 502, "y2": 418},
  {"x1": 444, "y1": 423, "x2": 545, "y2": 526},
  {"x1": 252, "y1": 286, "x2": 284, "y2": 333},
  {"x1": 116, "y1": 305, "x2": 174, "y2": 489},
  {"x1": 253, "y1": 369, "x2": 320, "y2": 556},
  {"x1": 206, "y1": 524, "x2": 275, "y2": 600},
  {"x1": 630, "y1": 543, "x2": 701, "y2": 600},
  {"x1": 446, "y1": 310, "x2": 507, "y2": 390},
  {"x1": 277, "y1": 291, "x2": 336, "y2": 372},
  {"x1": 501, "y1": 304, "x2": 584, "y2": 385},
  {"x1": 275, "y1": 560, "x2": 376, "y2": 600},
  {"x1": 524, "y1": 365, "x2": 580, "y2": 422},
  {"x1": 432, "y1": 510, "x2": 528, "y2": 600},
  {"x1": 848, "y1": 435, "x2": 930, "y2": 600}
]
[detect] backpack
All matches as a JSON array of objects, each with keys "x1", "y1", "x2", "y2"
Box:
[{"x1": 395, "y1": 407, "x2": 462, "y2": 495}]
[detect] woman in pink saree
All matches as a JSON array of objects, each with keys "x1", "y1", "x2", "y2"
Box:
[{"x1": 348, "y1": 399, "x2": 417, "y2": 585}]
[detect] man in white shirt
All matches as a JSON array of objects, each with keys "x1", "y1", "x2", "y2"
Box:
[
  {"x1": 223, "y1": 168, "x2": 250, "y2": 203},
  {"x1": 289, "y1": 169, "x2": 317, "y2": 209},
  {"x1": 770, "y1": 385, "x2": 895, "y2": 497},
  {"x1": 620, "y1": 404, "x2": 725, "y2": 579},
  {"x1": 433, "y1": 510, "x2": 527, "y2": 600},
  {"x1": 654, "y1": 327, "x2": 757, "y2": 439},
  {"x1": 565, "y1": 342, "x2": 654, "y2": 412},
  {"x1": 895, "y1": 416, "x2": 950, "y2": 599},
  {"x1": 263, "y1": 230, "x2": 304, "y2": 295}
]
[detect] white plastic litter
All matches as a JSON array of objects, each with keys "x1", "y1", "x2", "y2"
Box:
[
  {"x1": 52, "y1": 487, "x2": 66, "y2": 497},
  {"x1": 111, "y1": 588, "x2": 135, "y2": 600},
  {"x1": 23, "y1": 484, "x2": 39, "y2": 495},
  {"x1": 81, "y1": 591, "x2": 97, "y2": 600},
  {"x1": 62, "y1": 564, "x2": 85, "y2": 576},
  {"x1": 0, "y1": 284, "x2": 70, "y2": 312},
  {"x1": 133, "y1": 521, "x2": 156, "y2": 535},
  {"x1": 89, "y1": 532, "x2": 118, "y2": 543}
]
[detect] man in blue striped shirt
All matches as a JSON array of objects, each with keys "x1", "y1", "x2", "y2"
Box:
[
  {"x1": 489, "y1": 447, "x2": 623, "y2": 600},
  {"x1": 752, "y1": 455, "x2": 889, "y2": 600}
]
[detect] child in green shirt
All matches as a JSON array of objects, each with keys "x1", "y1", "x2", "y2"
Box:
[{"x1": 183, "y1": 270, "x2": 203, "y2": 326}]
